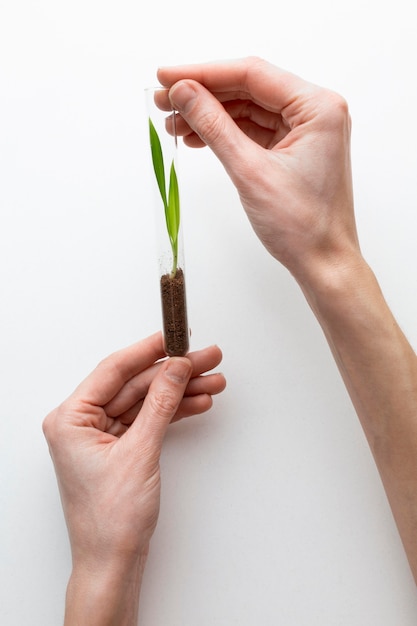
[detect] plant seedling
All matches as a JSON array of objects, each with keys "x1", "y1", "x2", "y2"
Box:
[{"x1": 149, "y1": 117, "x2": 180, "y2": 278}]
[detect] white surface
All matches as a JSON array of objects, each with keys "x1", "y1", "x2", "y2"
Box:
[{"x1": 1, "y1": 1, "x2": 417, "y2": 624}]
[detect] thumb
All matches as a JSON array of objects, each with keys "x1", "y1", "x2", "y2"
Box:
[
  {"x1": 169, "y1": 79, "x2": 249, "y2": 173},
  {"x1": 127, "y1": 357, "x2": 192, "y2": 453}
]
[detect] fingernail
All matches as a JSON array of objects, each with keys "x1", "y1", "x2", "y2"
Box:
[
  {"x1": 169, "y1": 81, "x2": 197, "y2": 114},
  {"x1": 165, "y1": 358, "x2": 192, "y2": 384}
]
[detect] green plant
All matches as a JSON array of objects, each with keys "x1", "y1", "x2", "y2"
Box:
[{"x1": 149, "y1": 117, "x2": 180, "y2": 277}]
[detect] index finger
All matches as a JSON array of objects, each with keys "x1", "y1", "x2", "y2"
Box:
[
  {"x1": 157, "y1": 56, "x2": 310, "y2": 117},
  {"x1": 73, "y1": 332, "x2": 167, "y2": 406}
]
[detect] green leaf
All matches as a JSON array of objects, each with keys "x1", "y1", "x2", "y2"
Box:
[
  {"x1": 149, "y1": 118, "x2": 167, "y2": 210},
  {"x1": 168, "y1": 160, "x2": 180, "y2": 274},
  {"x1": 149, "y1": 116, "x2": 181, "y2": 276}
]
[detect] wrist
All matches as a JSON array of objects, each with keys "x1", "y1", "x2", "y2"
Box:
[
  {"x1": 64, "y1": 552, "x2": 148, "y2": 626},
  {"x1": 294, "y1": 248, "x2": 372, "y2": 319}
]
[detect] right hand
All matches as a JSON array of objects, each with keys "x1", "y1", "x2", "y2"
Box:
[
  {"x1": 160, "y1": 58, "x2": 417, "y2": 590},
  {"x1": 157, "y1": 57, "x2": 360, "y2": 283}
]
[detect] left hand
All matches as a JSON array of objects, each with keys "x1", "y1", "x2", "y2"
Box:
[{"x1": 43, "y1": 332, "x2": 225, "y2": 574}]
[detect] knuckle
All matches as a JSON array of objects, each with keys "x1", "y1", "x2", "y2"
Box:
[
  {"x1": 96, "y1": 354, "x2": 122, "y2": 381},
  {"x1": 245, "y1": 55, "x2": 267, "y2": 70},
  {"x1": 42, "y1": 404, "x2": 69, "y2": 446},
  {"x1": 42, "y1": 411, "x2": 61, "y2": 451},
  {"x1": 320, "y1": 89, "x2": 351, "y2": 128},
  {"x1": 198, "y1": 108, "x2": 227, "y2": 145},
  {"x1": 148, "y1": 387, "x2": 179, "y2": 419},
  {"x1": 42, "y1": 409, "x2": 56, "y2": 441}
]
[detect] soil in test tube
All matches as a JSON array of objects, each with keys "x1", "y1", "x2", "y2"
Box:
[{"x1": 160, "y1": 268, "x2": 189, "y2": 356}]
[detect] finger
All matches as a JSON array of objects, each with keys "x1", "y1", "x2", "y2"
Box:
[
  {"x1": 166, "y1": 79, "x2": 253, "y2": 172},
  {"x1": 167, "y1": 100, "x2": 290, "y2": 150},
  {"x1": 126, "y1": 357, "x2": 192, "y2": 452},
  {"x1": 104, "y1": 344, "x2": 223, "y2": 418},
  {"x1": 109, "y1": 371, "x2": 226, "y2": 426},
  {"x1": 171, "y1": 374, "x2": 226, "y2": 422},
  {"x1": 225, "y1": 100, "x2": 291, "y2": 148},
  {"x1": 183, "y1": 370, "x2": 226, "y2": 398},
  {"x1": 157, "y1": 57, "x2": 309, "y2": 121},
  {"x1": 104, "y1": 383, "x2": 225, "y2": 437},
  {"x1": 73, "y1": 332, "x2": 166, "y2": 406},
  {"x1": 171, "y1": 394, "x2": 213, "y2": 423}
]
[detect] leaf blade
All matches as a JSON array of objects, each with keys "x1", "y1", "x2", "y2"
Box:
[
  {"x1": 149, "y1": 117, "x2": 168, "y2": 210},
  {"x1": 168, "y1": 160, "x2": 180, "y2": 274}
]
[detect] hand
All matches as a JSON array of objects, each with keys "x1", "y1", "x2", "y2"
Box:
[
  {"x1": 159, "y1": 58, "x2": 417, "y2": 586},
  {"x1": 43, "y1": 332, "x2": 225, "y2": 624},
  {"x1": 157, "y1": 56, "x2": 359, "y2": 283}
]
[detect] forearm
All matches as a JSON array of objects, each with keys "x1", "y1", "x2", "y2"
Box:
[
  {"x1": 299, "y1": 252, "x2": 417, "y2": 581},
  {"x1": 64, "y1": 555, "x2": 147, "y2": 626}
]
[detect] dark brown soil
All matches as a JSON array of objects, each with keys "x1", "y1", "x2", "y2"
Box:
[{"x1": 160, "y1": 267, "x2": 189, "y2": 356}]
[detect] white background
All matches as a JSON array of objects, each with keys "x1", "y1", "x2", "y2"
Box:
[{"x1": 1, "y1": 1, "x2": 417, "y2": 624}]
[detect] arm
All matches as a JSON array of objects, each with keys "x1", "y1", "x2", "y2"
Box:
[
  {"x1": 157, "y1": 57, "x2": 417, "y2": 581},
  {"x1": 301, "y1": 257, "x2": 417, "y2": 569},
  {"x1": 43, "y1": 332, "x2": 226, "y2": 625}
]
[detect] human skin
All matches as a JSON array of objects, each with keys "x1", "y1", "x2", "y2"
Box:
[
  {"x1": 43, "y1": 332, "x2": 226, "y2": 625},
  {"x1": 157, "y1": 57, "x2": 417, "y2": 582}
]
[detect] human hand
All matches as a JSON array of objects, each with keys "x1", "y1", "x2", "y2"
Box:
[
  {"x1": 43, "y1": 332, "x2": 225, "y2": 624},
  {"x1": 157, "y1": 59, "x2": 417, "y2": 591},
  {"x1": 157, "y1": 57, "x2": 360, "y2": 283}
]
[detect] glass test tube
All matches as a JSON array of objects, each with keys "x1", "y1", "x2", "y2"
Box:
[{"x1": 146, "y1": 87, "x2": 190, "y2": 357}]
